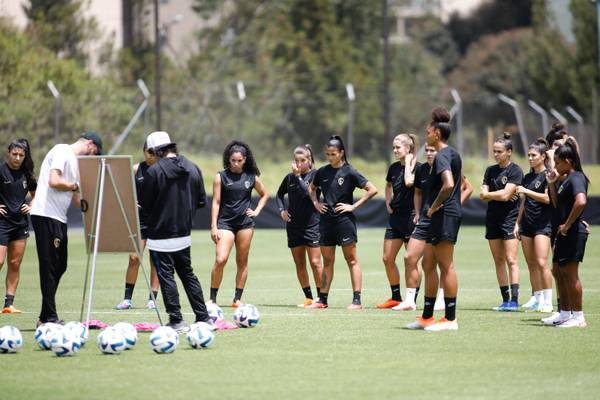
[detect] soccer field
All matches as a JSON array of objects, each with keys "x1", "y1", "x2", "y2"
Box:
[{"x1": 2, "y1": 226, "x2": 599, "y2": 400}]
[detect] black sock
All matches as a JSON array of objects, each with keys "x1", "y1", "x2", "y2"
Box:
[
  {"x1": 415, "y1": 285, "x2": 421, "y2": 303},
  {"x1": 510, "y1": 283, "x2": 519, "y2": 304},
  {"x1": 124, "y1": 283, "x2": 135, "y2": 300},
  {"x1": 352, "y1": 291, "x2": 361, "y2": 305},
  {"x1": 422, "y1": 296, "x2": 436, "y2": 319},
  {"x1": 302, "y1": 286, "x2": 313, "y2": 300},
  {"x1": 233, "y1": 288, "x2": 244, "y2": 302},
  {"x1": 557, "y1": 297, "x2": 561, "y2": 311},
  {"x1": 500, "y1": 285, "x2": 510, "y2": 303},
  {"x1": 149, "y1": 290, "x2": 158, "y2": 301},
  {"x1": 391, "y1": 284, "x2": 401, "y2": 301},
  {"x1": 319, "y1": 292, "x2": 328, "y2": 305},
  {"x1": 210, "y1": 287, "x2": 218, "y2": 303},
  {"x1": 444, "y1": 297, "x2": 457, "y2": 321},
  {"x1": 317, "y1": 287, "x2": 321, "y2": 299},
  {"x1": 4, "y1": 294, "x2": 14, "y2": 308}
]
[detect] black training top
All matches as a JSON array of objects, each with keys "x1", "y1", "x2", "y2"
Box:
[
  {"x1": 312, "y1": 164, "x2": 368, "y2": 221},
  {"x1": 521, "y1": 170, "x2": 551, "y2": 229},
  {"x1": 428, "y1": 146, "x2": 462, "y2": 218},
  {"x1": 217, "y1": 170, "x2": 255, "y2": 226},
  {"x1": 386, "y1": 161, "x2": 420, "y2": 215},
  {"x1": 276, "y1": 170, "x2": 320, "y2": 228},
  {"x1": 554, "y1": 171, "x2": 588, "y2": 234},
  {"x1": 135, "y1": 161, "x2": 150, "y2": 227},
  {"x1": 414, "y1": 162, "x2": 433, "y2": 219},
  {"x1": 0, "y1": 162, "x2": 37, "y2": 227},
  {"x1": 483, "y1": 162, "x2": 523, "y2": 222}
]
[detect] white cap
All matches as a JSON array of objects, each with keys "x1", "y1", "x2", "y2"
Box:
[{"x1": 146, "y1": 131, "x2": 175, "y2": 150}]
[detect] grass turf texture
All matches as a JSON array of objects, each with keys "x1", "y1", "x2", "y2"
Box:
[{"x1": 1, "y1": 227, "x2": 599, "y2": 399}]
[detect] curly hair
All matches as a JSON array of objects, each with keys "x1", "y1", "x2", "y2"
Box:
[
  {"x1": 8, "y1": 138, "x2": 35, "y2": 183},
  {"x1": 222, "y1": 140, "x2": 260, "y2": 176}
]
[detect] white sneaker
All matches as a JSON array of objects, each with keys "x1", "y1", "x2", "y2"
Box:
[
  {"x1": 541, "y1": 312, "x2": 560, "y2": 324},
  {"x1": 522, "y1": 296, "x2": 537, "y2": 309},
  {"x1": 543, "y1": 312, "x2": 570, "y2": 326},
  {"x1": 556, "y1": 317, "x2": 587, "y2": 328},
  {"x1": 424, "y1": 318, "x2": 458, "y2": 332},
  {"x1": 392, "y1": 301, "x2": 416, "y2": 311},
  {"x1": 537, "y1": 303, "x2": 553, "y2": 313}
]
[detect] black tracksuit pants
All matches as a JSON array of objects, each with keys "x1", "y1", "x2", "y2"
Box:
[
  {"x1": 31, "y1": 215, "x2": 68, "y2": 323},
  {"x1": 149, "y1": 246, "x2": 210, "y2": 324}
]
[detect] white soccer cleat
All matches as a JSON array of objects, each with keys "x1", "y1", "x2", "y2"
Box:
[
  {"x1": 542, "y1": 312, "x2": 570, "y2": 326},
  {"x1": 521, "y1": 296, "x2": 537, "y2": 309},
  {"x1": 424, "y1": 318, "x2": 458, "y2": 332},
  {"x1": 556, "y1": 318, "x2": 587, "y2": 329},
  {"x1": 392, "y1": 301, "x2": 416, "y2": 311}
]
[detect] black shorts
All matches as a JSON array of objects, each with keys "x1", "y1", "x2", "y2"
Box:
[
  {"x1": 0, "y1": 222, "x2": 29, "y2": 246},
  {"x1": 410, "y1": 221, "x2": 430, "y2": 241},
  {"x1": 287, "y1": 224, "x2": 320, "y2": 248},
  {"x1": 217, "y1": 220, "x2": 254, "y2": 234},
  {"x1": 553, "y1": 232, "x2": 588, "y2": 266},
  {"x1": 140, "y1": 225, "x2": 148, "y2": 241},
  {"x1": 320, "y1": 217, "x2": 357, "y2": 247},
  {"x1": 384, "y1": 213, "x2": 414, "y2": 242},
  {"x1": 519, "y1": 222, "x2": 552, "y2": 238},
  {"x1": 429, "y1": 214, "x2": 461, "y2": 245},
  {"x1": 485, "y1": 218, "x2": 517, "y2": 240}
]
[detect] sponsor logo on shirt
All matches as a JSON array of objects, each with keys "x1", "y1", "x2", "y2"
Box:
[{"x1": 338, "y1": 177, "x2": 344, "y2": 186}]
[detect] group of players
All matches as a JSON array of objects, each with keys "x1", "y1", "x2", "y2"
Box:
[{"x1": 0, "y1": 107, "x2": 589, "y2": 331}]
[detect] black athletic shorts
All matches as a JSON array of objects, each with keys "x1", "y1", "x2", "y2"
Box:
[
  {"x1": 485, "y1": 218, "x2": 517, "y2": 240},
  {"x1": 410, "y1": 220, "x2": 431, "y2": 242},
  {"x1": 0, "y1": 221, "x2": 29, "y2": 246},
  {"x1": 384, "y1": 212, "x2": 414, "y2": 242},
  {"x1": 217, "y1": 220, "x2": 254, "y2": 234},
  {"x1": 553, "y1": 232, "x2": 588, "y2": 266},
  {"x1": 519, "y1": 222, "x2": 552, "y2": 238},
  {"x1": 287, "y1": 224, "x2": 320, "y2": 248},
  {"x1": 140, "y1": 224, "x2": 148, "y2": 241},
  {"x1": 320, "y1": 217, "x2": 357, "y2": 247},
  {"x1": 428, "y1": 214, "x2": 461, "y2": 245}
]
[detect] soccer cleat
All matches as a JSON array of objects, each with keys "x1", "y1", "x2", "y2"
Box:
[
  {"x1": 537, "y1": 303, "x2": 553, "y2": 313},
  {"x1": 166, "y1": 320, "x2": 190, "y2": 334},
  {"x1": 347, "y1": 303, "x2": 363, "y2": 310},
  {"x1": 146, "y1": 299, "x2": 157, "y2": 309},
  {"x1": 1, "y1": 305, "x2": 22, "y2": 314},
  {"x1": 541, "y1": 312, "x2": 560, "y2": 324},
  {"x1": 524, "y1": 301, "x2": 540, "y2": 312},
  {"x1": 424, "y1": 317, "x2": 458, "y2": 332},
  {"x1": 231, "y1": 300, "x2": 243, "y2": 308},
  {"x1": 307, "y1": 301, "x2": 328, "y2": 309},
  {"x1": 297, "y1": 298, "x2": 314, "y2": 308},
  {"x1": 542, "y1": 312, "x2": 570, "y2": 326},
  {"x1": 492, "y1": 301, "x2": 510, "y2": 311},
  {"x1": 505, "y1": 301, "x2": 519, "y2": 312},
  {"x1": 391, "y1": 301, "x2": 416, "y2": 311},
  {"x1": 521, "y1": 296, "x2": 537, "y2": 309},
  {"x1": 115, "y1": 299, "x2": 133, "y2": 310},
  {"x1": 376, "y1": 299, "x2": 401, "y2": 309},
  {"x1": 556, "y1": 318, "x2": 587, "y2": 329},
  {"x1": 406, "y1": 316, "x2": 435, "y2": 330}
]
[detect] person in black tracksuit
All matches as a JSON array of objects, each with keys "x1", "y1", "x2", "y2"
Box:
[
  {"x1": 140, "y1": 131, "x2": 210, "y2": 331},
  {"x1": 480, "y1": 132, "x2": 524, "y2": 311},
  {"x1": 276, "y1": 144, "x2": 323, "y2": 308},
  {"x1": 0, "y1": 139, "x2": 36, "y2": 314},
  {"x1": 210, "y1": 140, "x2": 269, "y2": 307},
  {"x1": 307, "y1": 135, "x2": 377, "y2": 310},
  {"x1": 514, "y1": 138, "x2": 553, "y2": 313}
]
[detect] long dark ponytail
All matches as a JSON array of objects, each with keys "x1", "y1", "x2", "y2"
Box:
[
  {"x1": 555, "y1": 136, "x2": 589, "y2": 183},
  {"x1": 326, "y1": 135, "x2": 348, "y2": 163},
  {"x1": 8, "y1": 138, "x2": 35, "y2": 183}
]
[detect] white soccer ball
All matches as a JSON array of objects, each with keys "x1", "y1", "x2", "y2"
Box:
[
  {"x1": 64, "y1": 321, "x2": 89, "y2": 347},
  {"x1": 34, "y1": 323, "x2": 62, "y2": 350},
  {"x1": 233, "y1": 304, "x2": 260, "y2": 328},
  {"x1": 186, "y1": 322, "x2": 215, "y2": 349},
  {"x1": 149, "y1": 326, "x2": 179, "y2": 354},
  {"x1": 113, "y1": 322, "x2": 138, "y2": 350},
  {"x1": 97, "y1": 327, "x2": 127, "y2": 354},
  {"x1": 50, "y1": 328, "x2": 82, "y2": 357},
  {"x1": 0, "y1": 325, "x2": 23, "y2": 353},
  {"x1": 206, "y1": 303, "x2": 224, "y2": 323}
]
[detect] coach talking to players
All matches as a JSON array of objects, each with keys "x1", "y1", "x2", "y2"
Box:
[{"x1": 140, "y1": 131, "x2": 211, "y2": 332}]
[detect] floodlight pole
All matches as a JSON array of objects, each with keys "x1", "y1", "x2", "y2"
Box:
[
  {"x1": 566, "y1": 105, "x2": 591, "y2": 162},
  {"x1": 47, "y1": 80, "x2": 60, "y2": 142},
  {"x1": 550, "y1": 108, "x2": 568, "y2": 130},
  {"x1": 109, "y1": 79, "x2": 151, "y2": 155},
  {"x1": 498, "y1": 93, "x2": 528, "y2": 154},
  {"x1": 154, "y1": 0, "x2": 161, "y2": 130},
  {"x1": 346, "y1": 83, "x2": 356, "y2": 158},
  {"x1": 449, "y1": 89, "x2": 463, "y2": 154},
  {"x1": 528, "y1": 99, "x2": 549, "y2": 136}
]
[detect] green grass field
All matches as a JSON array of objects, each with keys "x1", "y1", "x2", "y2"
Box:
[{"x1": 1, "y1": 227, "x2": 600, "y2": 399}]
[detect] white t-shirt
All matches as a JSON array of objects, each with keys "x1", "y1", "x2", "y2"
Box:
[{"x1": 31, "y1": 144, "x2": 79, "y2": 223}]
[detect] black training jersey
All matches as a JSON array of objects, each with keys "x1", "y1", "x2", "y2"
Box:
[
  {"x1": 521, "y1": 170, "x2": 551, "y2": 229},
  {"x1": 414, "y1": 162, "x2": 433, "y2": 219},
  {"x1": 428, "y1": 146, "x2": 462, "y2": 217},
  {"x1": 554, "y1": 171, "x2": 588, "y2": 234},
  {"x1": 386, "y1": 161, "x2": 420, "y2": 215},
  {"x1": 0, "y1": 162, "x2": 37, "y2": 227},
  {"x1": 312, "y1": 164, "x2": 368, "y2": 221},
  {"x1": 483, "y1": 162, "x2": 523, "y2": 222},
  {"x1": 218, "y1": 170, "x2": 255, "y2": 225},
  {"x1": 276, "y1": 170, "x2": 320, "y2": 228},
  {"x1": 135, "y1": 161, "x2": 150, "y2": 227}
]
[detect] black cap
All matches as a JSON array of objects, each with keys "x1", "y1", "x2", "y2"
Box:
[{"x1": 81, "y1": 131, "x2": 103, "y2": 155}]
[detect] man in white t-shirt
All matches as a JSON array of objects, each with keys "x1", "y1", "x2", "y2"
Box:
[{"x1": 31, "y1": 132, "x2": 103, "y2": 325}]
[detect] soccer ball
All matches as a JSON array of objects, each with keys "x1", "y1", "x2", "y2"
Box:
[
  {"x1": 149, "y1": 326, "x2": 179, "y2": 354},
  {"x1": 50, "y1": 328, "x2": 82, "y2": 357},
  {"x1": 113, "y1": 322, "x2": 138, "y2": 349},
  {"x1": 97, "y1": 327, "x2": 127, "y2": 355},
  {"x1": 64, "y1": 321, "x2": 88, "y2": 347},
  {"x1": 34, "y1": 323, "x2": 62, "y2": 350},
  {"x1": 206, "y1": 303, "x2": 224, "y2": 323},
  {"x1": 0, "y1": 325, "x2": 23, "y2": 353},
  {"x1": 233, "y1": 304, "x2": 260, "y2": 328},
  {"x1": 186, "y1": 322, "x2": 215, "y2": 349}
]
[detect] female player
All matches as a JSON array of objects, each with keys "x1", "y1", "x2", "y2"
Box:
[
  {"x1": 0, "y1": 139, "x2": 36, "y2": 314},
  {"x1": 276, "y1": 145, "x2": 323, "y2": 307},
  {"x1": 308, "y1": 135, "x2": 377, "y2": 309},
  {"x1": 210, "y1": 140, "x2": 269, "y2": 307},
  {"x1": 406, "y1": 107, "x2": 462, "y2": 331},
  {"x1": 543, "y1": 138, "x2": 588, "y2": 328},
  {"x1": 480, "y1": 132, "x2": 523, "y2": 311},
  {"x1": 115, "y1": 141, "x2": 160, "y2": 310},
  {"x1": 514, "y1": 139, "x2": 553, "y2": 313},
  {"x1": 377, "y1": 134, "x2": 419, "y2": 309}
]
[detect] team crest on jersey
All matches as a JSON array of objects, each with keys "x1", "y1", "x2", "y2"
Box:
[
  {"x1": 534, "y1": 180, "x2": 541, "y2": 189},
  {"x1": 53, "y1": 238, "x2": 61, "y2": 248},
  {"x1": 501, "y1": 176, "x2": 508, "y2": 185},
  {"x1": 557, "y1": 185, "x2": 564, "y2": 194},
  {"x1": 244, "y1": 180, "x2": 251, "y2": 189},
  {"x1": 338, "y1": 177, "x2": 344, "y2": 186},
  {"x1": 22, "y1": 180, "x2": 27, "y2": 190}
]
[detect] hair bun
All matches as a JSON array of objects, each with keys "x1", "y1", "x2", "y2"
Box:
[
  {"x1": 431, "y1": 107, "x2": 450, "y2": 123},
  {"x1": 535, "y1": 137, "x2": 549, "y2": 147},
  {"x1": 551, "y1": 122, "x2": 565, "y2": 133},
  {"x1": 502, "y1": 131, "x2": 512, "y2": 140}
]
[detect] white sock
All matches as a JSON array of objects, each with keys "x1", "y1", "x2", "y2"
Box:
[
  {"x1": 405, "y1": 288, "x2": 416, "y2": 304},
  {"x1": 533, "y1": 291, "x2": 542, "y2": 303},
  {"x1": 559, "y1": 310, "x2": 571, "y2": 320},
  {"x1": 542, "y1": 289, "x2": 553, "y2": 306},
  {"x1": 436, "y1": 288, "x2": 444, "y2": 301},
  {"x1": 572, "y1": 311, "x2": 584, "y2": 320}
]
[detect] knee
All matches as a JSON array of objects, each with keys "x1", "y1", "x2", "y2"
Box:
[
  {"x1": 309, "y1": 257, "x2": 322, "y2": 269},
  {"x1": 8, "y1": 258, "x2": 21, "y2": 270},
  {"x1": 236, "y1": 257, "x2": 248, "y2": 269},
  {"x1": 506, "y1": 256, "x2": 518, "y2": 268},
  {"x1": 382, "y1": 254, "x2": 394, "y2": 266},
  {"x1": 344, "y1": 255, "x2": 358, "y2": 268},
  {"x1": 214, "y1": 256, "x2": 228, "y2": 268},
  {"x1": 322, "y1": 256, "x2": 335, "y2": 267}
]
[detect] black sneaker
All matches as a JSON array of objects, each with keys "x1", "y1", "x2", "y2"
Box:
[{"x1": 166, "y1": 320, "x2": 190, "y2": 334}]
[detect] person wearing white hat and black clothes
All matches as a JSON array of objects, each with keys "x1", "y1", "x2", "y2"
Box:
[{"x1": 140, "y1": 131, "x2": 211, "y2": 332}]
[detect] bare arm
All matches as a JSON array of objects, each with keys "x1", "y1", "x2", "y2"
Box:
[
  {"x1": 49, "y1": 169, "x2": 78, "y2": 192},
  {"x1": 481, "y1": 183, "x2": 518, "y2": 202},
  {"x1": 309, "y1": 183, "x2": 327, "y2": 214},
  {"x1": 516, "y1": 186, "x2": 550, "y2": 204},
  {"x1": 210, "y1": 174, "x2": 221, "y2": 243},
  {"x1": 558, "y1": 193, "x2": 587, "y2": 235},
  {"x1": 514, "y1": 197, "x2": 525, "y2": 240},
  {"x1": 246, "y1": 177, "x2": 269, "y2": 217},
  {"x1": 428, "y1": 170, "x2": 454, "y2": 217},
  {"x1": 404, "y1": 155, "x2": 416, "y2": 187},
  {"x1": 413, "y1": 187, "x2": 422, "y2": 224},
  {"x1": 385, "y1": 182, "x2": 393, "y2": 214},
  {"x1": 460, "y1": 175, "x2": 473, "y2": 205},
  {"x1": 335, "y1": 182, "x2": 378, "y2": 214}
]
